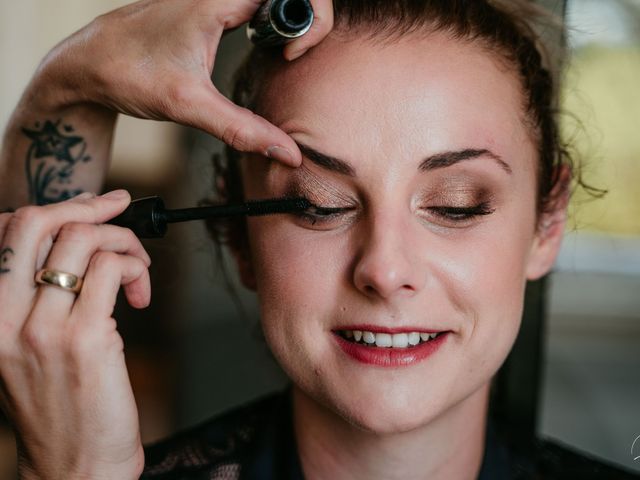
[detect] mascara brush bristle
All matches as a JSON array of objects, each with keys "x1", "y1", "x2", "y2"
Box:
[{"x1": 245, "y1": 197, "x2": 312, "y2": 216}]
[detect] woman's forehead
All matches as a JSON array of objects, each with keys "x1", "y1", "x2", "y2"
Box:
[{"x1": 257, "y1": 31, "x2": 531, "y2": 163}]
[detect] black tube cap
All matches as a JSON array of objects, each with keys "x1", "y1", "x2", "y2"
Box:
[{"x1": 108, "y1": 196, "x2": 167, "y2": 238}]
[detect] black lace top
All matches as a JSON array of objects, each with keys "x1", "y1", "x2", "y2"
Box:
[{"x1": 141, "y1": 388, "x2": 640, "y2": 479}]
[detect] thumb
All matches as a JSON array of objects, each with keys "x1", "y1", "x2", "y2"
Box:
[{"x1": 171, "y1": 80, "x2": 302, "y2": 167}]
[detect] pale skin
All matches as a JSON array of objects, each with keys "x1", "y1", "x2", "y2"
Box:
[
  {"x1": 0, "y1": 0, "x2": 333, "y2": 478},
  {"x1": 0, "y1": 3, "x2": 569, "y2": 480},
  {"x1": 0, "y1": 0, "x2": 335, "y2": 207},
  {"x1": 237, "y1": 33, "x2": 568, "y2": 479}
]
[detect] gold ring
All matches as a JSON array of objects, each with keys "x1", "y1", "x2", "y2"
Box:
[{"x1": 35, "y1": 269, "x2": 83, "y2": 294}]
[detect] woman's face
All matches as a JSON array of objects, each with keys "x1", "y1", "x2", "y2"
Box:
[{"x1": 238, "y1": 31, "x2": 564, "y2": 433}]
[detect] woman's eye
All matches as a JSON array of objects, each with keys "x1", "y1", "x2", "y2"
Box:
[
  {"x1": 294, "y1": 204, "x2": 354, "y2": 227},
  {"x1": 290, "y1": 201, "x2": 494, "y2": 229},
  {"x1": 425, "y1": 202, "x2": 495, "y2": 224}
]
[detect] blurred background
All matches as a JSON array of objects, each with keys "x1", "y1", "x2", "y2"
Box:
[{"x1": 0, "y1": 0, "x2": 638, "y2": 477}]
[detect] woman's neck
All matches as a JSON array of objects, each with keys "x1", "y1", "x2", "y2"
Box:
[{"x1": 292, "y1": 384, "x2": 490, "y2": 480}]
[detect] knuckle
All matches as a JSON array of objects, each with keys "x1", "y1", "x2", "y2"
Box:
[
  {"x1": 65, "y1": 325, "x2": 96, "y2": 361},
  {"x1": 57, "y1": 222, "x2": 96, "y2": 245},
  {"x1": 104, "y1": 318, "x2": 124, "y2": 352},
  {"x1": 12, "y1": 206, "x2": 44, "y2": 229},
  {"x1": 221, "y1": 118, "x2": 250, "y2": 152},
  {"x1": 90, "y1": 250, "x2": 119, "y2": 272},
  {"x1": 164, "y1": 80, "x2": 194, "y2": 117},
  {"x1": 21, "y1": 324, "x2": 58, "y2": 355},
  {"x1": 66, "y1": 318, "x2": 121, "y2": 360},
  {"x1": 121, "y1": 225, "x2": 142, "y2": 247}
]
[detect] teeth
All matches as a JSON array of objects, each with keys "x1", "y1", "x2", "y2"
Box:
[
  {"x1": 392, "y1": 333, "x2": 409, "y2": 348},
  {"x1": 341, "y1": 330, "x2": 441, "y2": 347},
  {"x1": 362, "y1": 331, "x2": 376, "y2": 344},
  {"x1": 375, "y1": 333, "x2": 392, "y2": 347}
]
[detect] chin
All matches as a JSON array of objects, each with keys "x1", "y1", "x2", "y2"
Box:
[
  {"x1": 319, "y1": 383, "x2": 452, "y2": 435},
  {"x1": 346, "y1": 409, "x2": 437, "y2": 435}
]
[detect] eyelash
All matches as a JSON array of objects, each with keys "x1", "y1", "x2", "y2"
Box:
[
  {"x1": 427, "y1": 202, "x2": 495, "y2": 221},
  {"x1": 294, "y1": 201, "x2": 495, "y2": 226},
  {"x1": 296, "y1": 205, "x2": 352, "y2": 226}
]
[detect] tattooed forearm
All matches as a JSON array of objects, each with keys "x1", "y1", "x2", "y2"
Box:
[
  {"x1": 0, "y1": 247, "x2": 13, "y2": 274},
  {"x1": 21, "y1": 119, "x2": 91, "y2": 205}
]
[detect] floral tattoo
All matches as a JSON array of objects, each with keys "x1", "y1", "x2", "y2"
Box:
[{"x1": 22, "y1": 120, "x2": 91, "y2": 205}]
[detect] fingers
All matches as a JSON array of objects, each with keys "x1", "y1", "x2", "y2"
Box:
[
  {"x1": 0, "y1": 191, "x2": 131, "y2": 324},
  {"x1": 29, "y1": 223, "x2": 151, "y2": 325},
  {"x1": 175, "y1": 1, "x2": 333, "y2": 166},
  {"x1": 169, "y1": 79, "x2": 302, "y2": 166},
  {"x1": 284, "y1": 0, "x2": 334, "y2": 61},
  {"x1": 74, "y1": 251, "x2": 150, "y2": 321}
]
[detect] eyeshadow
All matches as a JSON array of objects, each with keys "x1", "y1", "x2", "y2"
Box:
[
  {"x1": 420, "y1": 177, "x2": 495, "y2": 206},
  {"x1": 283, "y1": 164, "x2": 356, "y2": 207}
]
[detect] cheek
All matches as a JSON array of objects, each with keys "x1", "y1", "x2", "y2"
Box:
[
  {"x1": 246, "y1": 218, "x2": 347, "y2": 337},
  {"x1": 441, "y1": 211, "x2": 536, "y2": 371}
]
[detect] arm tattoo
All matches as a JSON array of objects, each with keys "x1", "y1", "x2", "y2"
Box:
[
  {"x1": 0, "y1": 247, "x2": 13, "y2": 274},
  {"x1": 21, "y1": 119, "x2": 91, "y2": 205}
]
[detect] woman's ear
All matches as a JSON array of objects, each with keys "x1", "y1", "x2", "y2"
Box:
[{"x1": 526, "y1": 166, "x2": 571, "y2": 280}]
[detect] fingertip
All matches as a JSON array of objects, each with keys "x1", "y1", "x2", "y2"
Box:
[
  {"x1": 265, "y1": 145, "x2": 302, "y2": 167},
  {"x1": 284, "y1": 0, "x2": 333, "y2": 60},
  {"x1": 70, "y1": 192, "x2": 97, "y2": 202},
  {"x1": 124, "y1": 276, "x2": 151, "y2": 309},
  {"x1": 101, "y1": 189, "x2": 130, "y2": 202},
  {"x1": 284, "y1": 46, "x2": 309, "y2": 62}
]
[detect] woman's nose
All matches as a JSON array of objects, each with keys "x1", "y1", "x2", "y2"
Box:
[{"x1": 352, "y1": 220, "x2": 426, "y2": 300}]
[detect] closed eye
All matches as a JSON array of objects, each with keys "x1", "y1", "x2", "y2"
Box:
[
  {"x1": 427, "y1": 202, "x2": 495, "y2": 221},
  {"x1": 295, "y1": 204, "x2": 354, "y2": 226}
]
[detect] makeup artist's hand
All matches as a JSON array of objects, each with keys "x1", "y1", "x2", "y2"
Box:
[
  {"x1": 0, "y1": 191, "x2": 151, "y2": 479},
  {"x1": 30, "y1": 0, "x2": 333, "y2": 166}
]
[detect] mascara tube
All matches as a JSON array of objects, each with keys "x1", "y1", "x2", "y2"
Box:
[{"x1": 247, "y1": 0, "x2": 314, "y2": 46}]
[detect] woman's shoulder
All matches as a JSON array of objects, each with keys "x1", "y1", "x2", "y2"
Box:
[{"x1": 140, "y1": 389, "x2": 291, "y2": 479}]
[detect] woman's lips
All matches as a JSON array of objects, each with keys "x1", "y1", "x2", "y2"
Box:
[{"x1": 332, "y1": 329, "x2": 450, "y2": 367}]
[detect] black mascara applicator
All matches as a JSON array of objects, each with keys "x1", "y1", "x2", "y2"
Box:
[{"x1": 108, "y1": 196, "x2": 312, "y2": 238}]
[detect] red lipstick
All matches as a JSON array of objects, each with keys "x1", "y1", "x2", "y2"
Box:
[{"x1": 333, "y1": 331, "x2": 449, "y2": 367}]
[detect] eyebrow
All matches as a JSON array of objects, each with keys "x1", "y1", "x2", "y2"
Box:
[
  {"x1": 296, "y1": 143, "x2": 512, "y2": 176},
  {"x1": 419, "y1": 149, "x2": 512, "y2": 175},
  {"x1": 297, "y1": 143, "x2": 356, "y2": 176}
]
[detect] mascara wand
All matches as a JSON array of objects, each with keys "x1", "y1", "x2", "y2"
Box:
[{"x1": 108, "y1": 196, "x2": 312, "y2": 238}]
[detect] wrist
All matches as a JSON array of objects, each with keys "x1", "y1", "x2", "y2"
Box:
[
  {"x1": 17, "y1": 445, "x2": 144, "y2": 480},
  {"x1": 17, "y1": 22, "x2": 114, "y2": 120},
  {"x1": 21, "y1": 56, "x2": 97, "y2": 116}
]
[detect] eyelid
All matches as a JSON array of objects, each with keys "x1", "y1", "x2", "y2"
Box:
[{"x1": 284, "y1": 166, "x2": 357, "y2": 208}]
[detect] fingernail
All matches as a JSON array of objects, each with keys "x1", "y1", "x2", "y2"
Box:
[
  {"x1": 266, "y1": 146, "x2": 297, "y2": 166},
  {"x1": 73, "y1": 192, "x2": 96, "y2": 201},
  {"x1": 102, "y1": 189, "x2": 128, "y2": 200}
]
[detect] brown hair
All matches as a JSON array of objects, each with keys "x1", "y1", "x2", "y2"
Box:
[{"x1": 208, "y1": 0, "x2": 589, "y2": 252}]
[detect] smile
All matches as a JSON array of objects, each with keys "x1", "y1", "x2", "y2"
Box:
[
  {"x1": 332, "y1": 328, "x2": 450, "y2": 367},
  {"x1": 337, "y1": 330, "x2": 441, "y2": 348}
]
